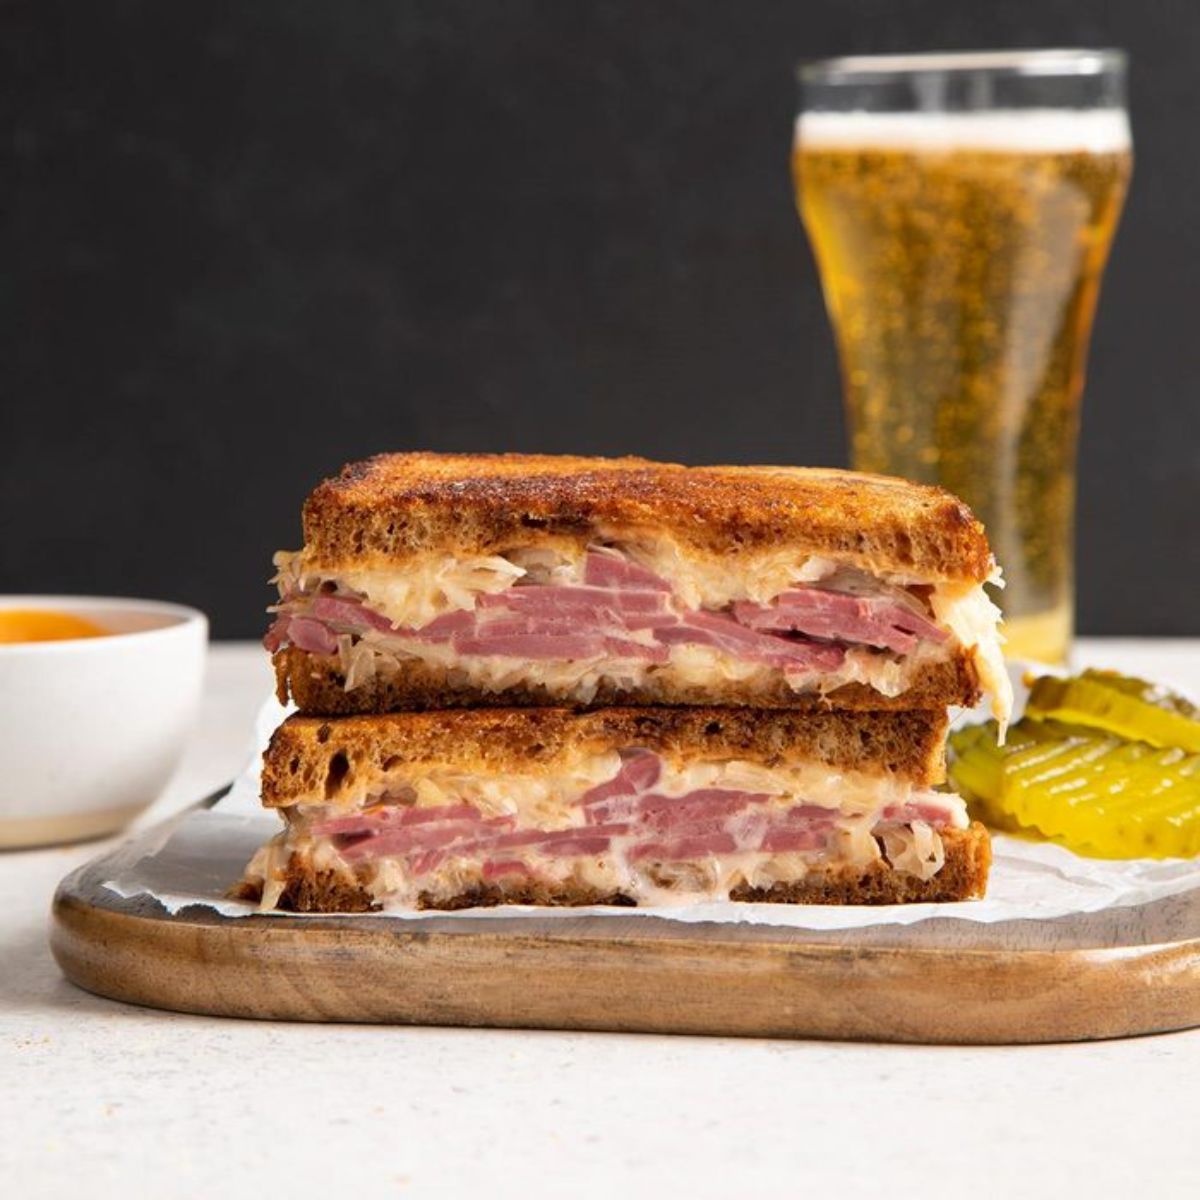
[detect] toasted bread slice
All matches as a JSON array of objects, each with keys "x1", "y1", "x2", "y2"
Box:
[
  {"x1": 271, "y1": 642, "x2": 983, "y2": 717},
  {"x1": 301, "y1": 452, "x2": 993, "y2": 582},
  {"x1": 267, "y1": 452, "x2": 1011, "y2": 720},
  {"x1": 242, "y1": 708, "x2": 986, "y2": 911},
  {"x1": 262, "y1": 706, "x2": 952, "y2": 809},
  {"x1": 234, "y1": 823, "x2": 991, "y2": 911}
]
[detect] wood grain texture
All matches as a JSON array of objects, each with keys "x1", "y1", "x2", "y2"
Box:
[{"x1": 50, "y1": 820, "x2": 1200, "y2": 1044}]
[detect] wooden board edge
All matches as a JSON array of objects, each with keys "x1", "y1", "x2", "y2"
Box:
[{"x1": 50, "y1": 879, "x2": 1200, "y2": 1044}]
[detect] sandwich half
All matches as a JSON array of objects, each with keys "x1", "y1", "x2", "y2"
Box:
[
  {"x1": 236, "y1": 707, "x2": 991, "y2": 911},
  {"x1": 265, "y1": 453, "x2": 1011, "y2": 721}
]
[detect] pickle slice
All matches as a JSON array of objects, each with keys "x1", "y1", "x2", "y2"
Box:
[
  {"x1": 1063, "y1": 763, "x2": 1200, "y2": 859},
  {"x1": 949, "y1": 718, "x2": 1066, "y2": 833},
  {"x1": 948, "y1": 736, "x2": 1011, "y2": 828},
  {"x1": 949, "y1": 721, "x2": 1007, "y2": 826},
  {"x1": 1001, "y1": 739, "x2": 1200, "y2": 858},
  {"x1": 1003, "y1": 736, "x2": 1125, "y2": 831},
  {"x1": 1025, "y1": 670, "x2": 1200, "y2": 751},
  {"x1": 1085, "y1": 669, "x2": 1200, "y2": 719},
  {"x1": 1013, "y1": 741, "x2": 1152, "y2": 840},
  {"x1": 1095, "y1": 752, "x2": 1200, "y2": 857},
  {"x1": 948, "y1": 709, "x2": 1200, "y2": 858}
]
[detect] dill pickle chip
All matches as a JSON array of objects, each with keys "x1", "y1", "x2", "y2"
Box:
[
  {"x1": 1094, "y1": 746, "x2": 1183, "y2": 804},
  {"x1": 949, "y1": 703, "x2": 1200, "y2": 858},
  {"x1": 947, "y1": 721, "x2": 989, "y2": 759},
  {"x1": 949, "y1": 743, "x2": 1002, "y2": 806},
  {"x1": 1025, "y1": 670, "x2": 1200, "y2": 751},
  {"x1": 1021, "y1": 745, "x2": 1157, "y2": 843},
  {"x1": 1008, "y1": 737, "x2": 1200, "y2": 857},
  {"x1": 1003, "y1": 736, "x2": 1122, "y2": 826},
  {"x1": 1081, "y1": 779, "x2": 1200, "y2": 858},
  {"x1": 1081, "y1": 669, "x2": 1200, "y2": 720}
]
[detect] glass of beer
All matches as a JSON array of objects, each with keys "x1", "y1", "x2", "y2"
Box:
[{"x1": 794, "y1": 50, "x2": 1132, "y2": 663}]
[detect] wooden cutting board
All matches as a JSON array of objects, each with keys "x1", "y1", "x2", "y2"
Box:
[{"x1": 51, "y1": 813, "x2": 1200, "y2": 1044}]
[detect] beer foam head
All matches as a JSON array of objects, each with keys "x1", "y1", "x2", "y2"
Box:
[{"x1": 796, "y1": 109, "x2": 1131, "y2": 154}]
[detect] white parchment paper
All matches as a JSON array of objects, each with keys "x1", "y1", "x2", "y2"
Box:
[{"x1": 103, "y1": 684, "x2": 1200, "y2": 929}]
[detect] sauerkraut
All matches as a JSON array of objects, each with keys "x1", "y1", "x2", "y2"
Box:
[{"x1": 929, "y1": 570, "x2": 1012, "y2": 734}]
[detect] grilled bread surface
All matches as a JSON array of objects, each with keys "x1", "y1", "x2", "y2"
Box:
[{"x1": 298, "y1": 452, "x2": 993, "y2": 582}]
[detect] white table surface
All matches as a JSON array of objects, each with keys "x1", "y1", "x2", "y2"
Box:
[{"x1": 3, "y1": 639, "x2": 1198, "y2": 1199}]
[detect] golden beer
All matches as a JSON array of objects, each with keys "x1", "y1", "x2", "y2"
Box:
[{"x1": 795, "y1": 110, "x2": 1131, "y2": 662}]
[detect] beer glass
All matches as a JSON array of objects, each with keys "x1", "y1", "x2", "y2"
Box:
[{"x1": 794, "y1": 51, "x2": 1131, "y2": 663}]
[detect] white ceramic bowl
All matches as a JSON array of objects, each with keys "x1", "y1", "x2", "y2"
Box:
[{"x1": 0, "y1": 597, "x2": 208, "y2": 848}]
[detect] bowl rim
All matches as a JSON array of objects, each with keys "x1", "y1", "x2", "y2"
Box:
[{"x1": 0, "y1": 595, "x2": 208, "y2": 655}]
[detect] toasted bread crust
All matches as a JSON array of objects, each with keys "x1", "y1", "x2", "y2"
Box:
[
  {"x1": 299, "y1": 453, "x2": 993, "y2": 582},
  {"x1": 272, "y1": 645, "x2": 982, "y2": 719},
  {"x1": 261, "y1": 705, "x2": 951, "y2": 809},
  {"x1": 243, "y1": 824, "x2": 990, "y2": 911}
]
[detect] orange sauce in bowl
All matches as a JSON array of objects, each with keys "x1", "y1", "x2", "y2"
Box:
[{"x1": 0, "y1": 610, "x2": 109, "y2": 644}]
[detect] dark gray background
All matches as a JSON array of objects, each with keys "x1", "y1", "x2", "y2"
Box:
[{"x1": 5, "y1": 1, "x2": 1197, "y2": 638}]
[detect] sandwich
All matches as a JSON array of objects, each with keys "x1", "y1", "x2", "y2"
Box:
[
  {"x1": 264, "y1": 453, "x2": 1011, "y2": 721},
  {"x1": 236, "y1": 706, "x2": 990, "y2": 911}
]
